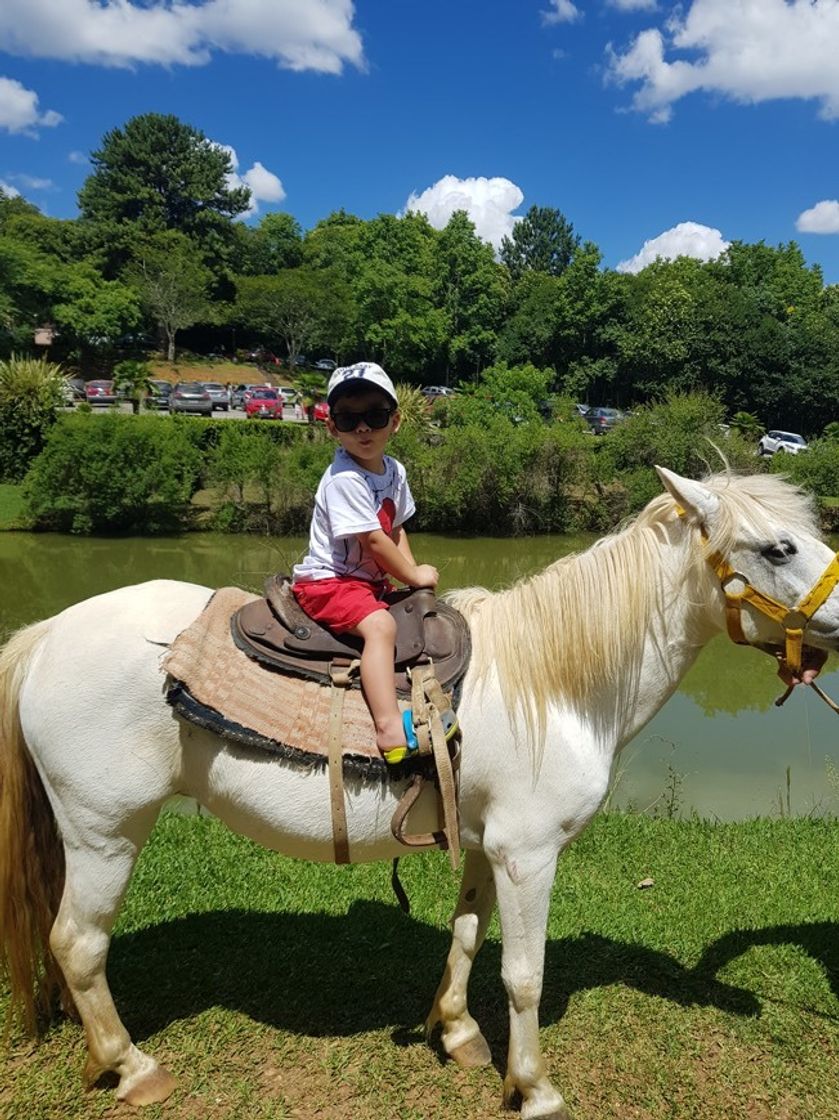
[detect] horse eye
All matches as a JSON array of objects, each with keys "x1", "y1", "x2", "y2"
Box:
[{"x1": 760, "y1": 539, "x2": 797, "y2": 564}]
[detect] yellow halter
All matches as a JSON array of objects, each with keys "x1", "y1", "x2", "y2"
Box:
[{"x1": 678, "y1": 506, "x2": 839, "y2": 676}]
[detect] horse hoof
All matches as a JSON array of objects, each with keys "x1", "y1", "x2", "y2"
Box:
[
  {"x1": 449, "y1": 1033, "x2": 492, "y2": 1068},
  {"x1": 119, "y1": 1064, "x2": 178, "y2": 1106}
]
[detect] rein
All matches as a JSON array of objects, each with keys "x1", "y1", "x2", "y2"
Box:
[{"x1": 679, "y1": 506, "x2": 839, "y2": 713}]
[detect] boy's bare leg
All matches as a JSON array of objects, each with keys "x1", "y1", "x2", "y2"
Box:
[{"x1": 352, "y1": 610, "x2": 406, "y2": 752}]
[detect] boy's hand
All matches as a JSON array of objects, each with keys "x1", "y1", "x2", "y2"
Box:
[{"x1": 410, "y1": 563, "x2": 439, "y2": 588}]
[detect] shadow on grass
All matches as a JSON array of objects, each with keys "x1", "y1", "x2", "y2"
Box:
[{"x1": 107, "y1": 902, "x2": 839, "y2": 1051}]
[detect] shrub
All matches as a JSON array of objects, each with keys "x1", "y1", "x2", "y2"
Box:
[
  {"x1": 23, "y1": 413, "x2": 204, "y2": 533},
  {"x1": 207, "y1": 422, "x2": 331, "y2": 533},
  {"x1": 768, "y1": 439, "x2": 839, "y2": 500},
  {"x1": 598, "y1": 391, "x2": 755, "y2": 483}
]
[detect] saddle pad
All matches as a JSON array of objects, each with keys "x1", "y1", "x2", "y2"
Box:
[{"x1": 163, "y1": 586, "x2": 406, "y2": 775}]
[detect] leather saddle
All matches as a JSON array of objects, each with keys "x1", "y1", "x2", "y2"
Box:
[{"x1": 231, "y1": 575, "x2": 471, "y2": 697}]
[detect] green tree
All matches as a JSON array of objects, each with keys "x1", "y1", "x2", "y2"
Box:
[
  {"x1": 236, "y1": 270, "x2": 348, "y2": 367},
  {"x1": 125, "y1": 233, "x2": 212, "y2": 361},
  {"x1": 50, "y1": 262, "x2": 142, "y2": 354},
  {"x1": 236, "y1": 212, "x2": 304, "y2": 275},
  {"x1": 432, "y1": 211, "x2": 508, "y2": 379},
  {"x1": 77, "y1": 113, "x2": 250, "y2": 278},
  {"x1": 500, "y1": 205, "x2": 580, "y2": 281}
]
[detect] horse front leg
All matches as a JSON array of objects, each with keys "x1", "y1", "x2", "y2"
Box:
[
  {"x1": 492, "y1": 846, "x2": 570, "y2": 1120},
  {"x1": 426, "y1": 847, "x2": 496, "y2": 1067},
  {"x1": 50, "y1": 831, "x2": 177, "y2": 1106}
]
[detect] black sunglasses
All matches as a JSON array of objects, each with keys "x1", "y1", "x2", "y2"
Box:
[{"x1": 331, "y1": 406, "x2": 394, "y2": 433}]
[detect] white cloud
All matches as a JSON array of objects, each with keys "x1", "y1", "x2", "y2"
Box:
[
  {"x1": 607, "y1": 0, "x2": 839, "y2": 121},
  {"x1": 796, "y1": 200, "x2": 839, "y2": 235},
  {"x1": 68, "y1": 150, "x2": 88, "y2": 165},
  {"x1": 219, "y1": 144, "x2": 286, "y2": 217},
  {"x1": 0, "y1": 75, "x2": 61, "y2": 135},
  {"x1": 0, "y1": 179, "x2": 20, "y2": 198},
  {"x1": 404, "y1": 175, "x2": 524, "y2": 251},
  {"x1": 608, "y1": 0, "x2": 657, "y2": 10},
  {"x1": 11, "y1": 173, "x2": 54, "y2": 190},
  {"x1": 617, "y1": 221, "x2": 730, "y2": 273},
  {"x1": 542, "y1": 1, "x2": 582, "y2": 25},
  {"x1": 0, "y1": 0, "x2": 363, "y2": 74}
]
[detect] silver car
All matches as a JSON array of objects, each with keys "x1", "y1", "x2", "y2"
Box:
[
  {"x1": 169, "y1": 382, "x2": 212, "y2": 416},
  {"x1": 200, "y1": 382, "x2": 230, "y2": 411}
]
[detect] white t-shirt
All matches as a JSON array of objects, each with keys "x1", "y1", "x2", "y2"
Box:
[{"x1": 292, "y1": 447, "x2": 416, "y2": 583}]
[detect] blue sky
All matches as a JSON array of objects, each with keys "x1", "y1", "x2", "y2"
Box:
[{"x1": 2, "y1": 1, "x2": 839, "y2": 280}]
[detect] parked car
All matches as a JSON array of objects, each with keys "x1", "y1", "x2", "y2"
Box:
[
  {"x1": 421, "y1": 385, "x2": 456, "y2": 400},
  {"x1": 314, "y1": 358, "x2": 337, "y2": 371},
  {"x1": 248, "y1": 349, "x2": 282, "y2": 367},
  {"x1": 758, "y1": 430, "x2": 808, "y2": 456},
  {"x1": 169, "y1": 382, "x2": 212, "y2": 416},
  {"x1": 245, "y1": 388, "x2": 284, "y2": 419},
  {"x1": 583, "y1": 406, "x2": 625, "y2": 435},
  {"x1": 201, "y1": 382, "x2": 230, "y2": 411},
  {"x1": 84, "y1": 379, "x2": 116, "y2": 406},
  {"x1": 313, "y1": 400, "x2": 329, "y2": 422},
  {"x1": 574, "y1": 402, "x2": 590, "y2": 416},
  {"x1": 231, "y1": 383, "x2": 267, "y2": 408},
  {"x1": 147, "y1": 379, "x2": 172, "y2": 409},
  {"x1": 277, "y1": 386, "x2": 298, "y2": 403},
  {"x1": 64, "y1": 377, "x2": 86, "y2": 403},
  {"x1": 291, "y1": 354, "x2": 310, "y2": 368}
]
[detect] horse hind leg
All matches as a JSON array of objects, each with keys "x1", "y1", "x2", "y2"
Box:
[
  {"x1": 50, "y1": 819, "x2": 177, "y2": 1106},
  {"x1": 426, "y1": 847, "x2": 496, "y2": 1068}
]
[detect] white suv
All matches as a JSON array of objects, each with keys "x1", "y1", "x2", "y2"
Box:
[{"x1": 758, "y1": 430, "x2": 808, "y2": 456}]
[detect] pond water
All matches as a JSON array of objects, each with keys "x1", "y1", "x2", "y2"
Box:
[{"x1": 2, "y1": 529, "x2": 838, "y2": 820}]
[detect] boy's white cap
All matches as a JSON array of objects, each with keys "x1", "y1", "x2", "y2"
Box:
[{"x1": 326, "y1": 362, "x2": 398, "y2": 408}]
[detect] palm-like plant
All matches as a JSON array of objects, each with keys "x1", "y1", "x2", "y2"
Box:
[
  {"x1": 0, "y1": 354, "x2": 68, "y2": 482},
  {"x1": 113, "y1": 359, "x2": 154, "y2": 415},
  {"x1": 0, "y1": 354, "x2": 66, "y2": 416},
  {"x1": 395, "y1": 383, "x2": 436, "y2": 434}
]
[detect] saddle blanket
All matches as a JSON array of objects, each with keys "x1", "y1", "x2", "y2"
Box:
[{"x1": 163, "y1": 586, "x2": 408, "y2": 779}]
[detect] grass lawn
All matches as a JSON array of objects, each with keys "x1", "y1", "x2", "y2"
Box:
[
  {"x1": 0, "y1": 483, "x2": 25, "y2": 529},
  {"x1": 3, "y1": 812, "x2": 839, "y2": 1119}
]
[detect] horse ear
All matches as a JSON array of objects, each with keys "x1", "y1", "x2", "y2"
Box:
[{"x1": 655, "y1": 466, "x2": 720, "y2": 524}]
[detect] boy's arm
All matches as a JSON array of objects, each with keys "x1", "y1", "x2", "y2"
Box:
[
  {"x1": 356, "y1": 528, "x2": 438, "y2": 588},
  {"x1": 394, "y1": 525, "x2": 416, "y2": 566}
]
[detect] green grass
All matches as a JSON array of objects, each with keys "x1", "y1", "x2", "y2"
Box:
[
  {"x1": 3, "y1": 813, "x2": 839, "y2": 1119},
  {"x1": 0, "y1": 483, "x2": 25, "y2": 529}
]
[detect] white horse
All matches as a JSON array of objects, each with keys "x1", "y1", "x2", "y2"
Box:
[{"x1": 2, "y1": 467, "x2": 839, "y2": 1120}]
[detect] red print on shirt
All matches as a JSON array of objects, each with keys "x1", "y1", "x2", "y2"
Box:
[{"x1": 377, "y1": 497, "x2": 396, "y2": 537}]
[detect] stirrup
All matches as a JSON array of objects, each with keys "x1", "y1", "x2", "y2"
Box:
[{"x1": 404, "y1": 706, "x2": 459, "y2": 748}]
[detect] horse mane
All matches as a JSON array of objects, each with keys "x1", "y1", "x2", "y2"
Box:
[{"x1": 445, "y1": 471, "x2": 818, "y2": 761}]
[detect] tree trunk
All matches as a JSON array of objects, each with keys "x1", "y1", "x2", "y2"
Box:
[{"x1": 167, "y1": 330, "x2": 176, "y2": 363}]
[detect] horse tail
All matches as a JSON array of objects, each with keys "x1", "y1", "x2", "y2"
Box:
[{"x1": 0, "y1": 618, "x2": 71, "y2": 1036}]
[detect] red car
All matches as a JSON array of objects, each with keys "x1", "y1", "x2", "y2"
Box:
[
  {"x1": 313, "y1": 400, "x2": 329, "y2": 422},
  {"x1": 245, "y1": 388, "x2": 284, "y2": 419},
  {"x1": 85, "y1": 379, "x2": 116, "y2": 405}
]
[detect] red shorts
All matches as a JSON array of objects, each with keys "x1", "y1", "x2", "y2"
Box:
[{"x1": 292, "y1": 578, "x2": 391, "y2": 634}]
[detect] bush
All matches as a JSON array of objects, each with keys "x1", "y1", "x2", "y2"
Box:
[
  {"x1": 23, "y1": 413, "x2": 204, "y2": 533},
  {"x1": 393, "y1": 415, "x2": 592, "y2": 534},
  {"x1": 768, "y1": 439, "x2": 839, "y2": 500},
  {"x1": 207, "y1": 422, "x2": 331, "y2": 533}
]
